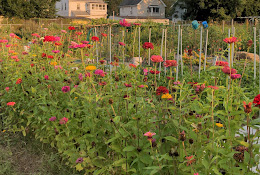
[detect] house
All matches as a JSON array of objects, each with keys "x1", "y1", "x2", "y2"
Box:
[
  {"x1": 119, "y1": 0, "x2": 166, "y2": 19},
  {"x1": 55, "y1": 0, "x2": 107, "y2": 19},
  {"x1": 171, "y1": 0, "x2": 187, "y2": 22}
]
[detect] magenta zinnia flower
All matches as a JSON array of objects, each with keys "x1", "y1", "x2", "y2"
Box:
[
  {"x1": 76, "y1": 157, "x2": 83, "y2": 163},
  {"x1": 44, "y1": 75, "x2": 49, "y2": 80},
  {"x1": 59, "y1": 117, "x2": 68, "y2": 125},
  {"x1": 119, "y1": 19, "x2": 131, "y2": 27},
  {"x1": 49, "y1": 116, "x2": 57, "y2": 121},
  {"x1": 61, "y1": 86, "x2": 70, "y2": 93}
]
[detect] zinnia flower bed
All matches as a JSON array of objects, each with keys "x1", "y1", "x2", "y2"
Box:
[{"x1": 0, "y1": 25, "x2": 259, "y2": 175}]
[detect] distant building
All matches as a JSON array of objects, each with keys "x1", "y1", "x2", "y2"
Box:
[
  {"x1": 55, "y1": 0, "x2": 107, "y2": 19},
  {"x1": 171, "y1": 0, "x2": 187, "y2": 22},
  {"x1": 119, "y1": 0, "x2": 166, "y2": 19}
]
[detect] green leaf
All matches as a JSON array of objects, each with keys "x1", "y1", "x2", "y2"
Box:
[
  {"x1": 244, "y1": 151, "x2": 250, "y2": 164},
  {"x1": 31, "y1": 86, "x2": 36, "y2": 93},
  {"x1": 21, "y1": 126, "x2": 26, "y2": 136},
  {"x1": 207, "y1": 66, "x2": 222, "y2": 71},
  {"x1": 164, "y1": 136, "x2": 178, "y2": 143},
  {"x1": 123, "y1": 146, "x2": 135, "y2": 152},
  {"x1": 75, "y1": 164, "x2": 83, "y2": 171},
  {"x1": 70, "y1": 88, "x2": 77, "y2": 95},
  {"x1": 202, "y1": 158, "x2": 209, "y2": 169},
  {"x1": 239, "y1": 141, "x2": 249, "y2": 148}
]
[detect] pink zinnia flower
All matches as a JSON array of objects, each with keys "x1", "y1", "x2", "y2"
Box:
[
  {"x1": 79, "y1": 73, "x2": 83, "y2": 81},
  {"x1": 61, "y1": 86, "x2": 70, "y2": 93},
  {"x1": 151, "y1": 55, "x2": 163, "y2": 63},
  {"x1": 144, "y1": 131, "x2": 156, "y2": 140},
  {"x1": 52, "y1": 50, "x2": 60, "y2": 53},
  {"x1": 119, "y1": 19, "x2": 131, "y2": 27},
  {"x1": 76, "y1": 157, "x2": 83, "y2": 163},
  {"x1": 143, "y1": 68, "x2": 148, "y2": 76},
  {"x1": 81, "y1": 41, "x2": 89, "y2": 44},
  {"x1": 5, "y1": 87, "x2": 10, "y2": 92},
  {"x1": 61, "y1": 30, "x2": 67, "y2": 33},
  {"x1": 44, "y1": 75, "x2": 49, "y2": 80},
  {"x1": 138, "y1": 85, "x2": 145, "y2": 88},
  {"x1": 223, "y1": 37, "x2": 238, "y2": 44},
  {"x1": 231, "y1": 74, "x2": 241, "y2": 79},
  {"x1": 94, "y1": 69, "x2": 105, "y2": 76},
  {"x1": 118, "y1": 42, "x2": 126, "y2": 46},
  {"x1": 49, "y1": 116, "x2": 57, "y2": 121},
  {"x1": 54, "y1": 65, "x2": 63, "y2": 69},
  {"x1": 32, "y1": 33, "x2": 41, "y2": 38},
  {"x1": 124, "y1": 83, "x2": 132, "y2": 87},
  {"x1": 59, "y1": 117, "x2": 68, "y2": 125},
  {"x1": 208, "y1": 85, "x2": 219, "y2": 90},
  {"x1": 221, "y1": 66, "x2": 237, "y2": 75},
  {"x1": 216, "y1": 61, "x2": 229, "y2": 67},
  {"x1": 174, "y1": 81, "x2": 181, "y2": 85}
]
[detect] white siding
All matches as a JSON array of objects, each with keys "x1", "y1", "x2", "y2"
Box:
[
  {"x1": 56, "y1": 0, "x2": 69, "y2": 17},
  {"x1": 119, "y1": 0, "x2": 165, "y2": 18}
]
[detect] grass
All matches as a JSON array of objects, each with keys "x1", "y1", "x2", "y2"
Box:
[{"x1": 0, "y1": 131, "x2": 82, "y2": 175}]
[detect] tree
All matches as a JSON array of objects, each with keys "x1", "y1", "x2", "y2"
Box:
[
  {"x1": 0, "y1": 0, "x2": 60, "y2": 19},
  {"x1": 181, "y1": 0, "x2": 260, "y2": 20}
]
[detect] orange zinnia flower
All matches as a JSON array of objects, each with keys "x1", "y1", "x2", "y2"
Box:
[{"x1": 243, "y1": 101, "x2": 252, "y2": 114}]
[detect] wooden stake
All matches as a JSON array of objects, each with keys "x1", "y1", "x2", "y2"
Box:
[
  {"x1": 148, "y1": 27, "x2": 151, "y2": 66},
  {"x1": 204, "y1": 29, "x2": 208, "y2": 71}
]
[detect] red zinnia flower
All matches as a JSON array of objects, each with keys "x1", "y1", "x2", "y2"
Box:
[
  {"x1": 47, "y1": 55, "x2": 54, "y2": 59},
  {"x1": 164, "y1": 60, "x2": 177, "y2": 67},
  {"x1": 119, "y1": 19, "x2": 131, "y2": 27},
  {"x1": 91, "y1": 36, "x2": 99, "y2": 42},
  {"x1": 43, "y1": 36, "x2": 56, "y2": 42},
  {"x1": 156, "y1": 86, "x2": 169, "y2": 95},
  {"x1": 99, "y1": 60, "x2": 106, "y2": 64},
  {"x1": 101, "y1": 33, "x2": 107, "y2": 37},
  {"x1": 253, "y1": 94, "x2": 260, "y2": 108},
  {"x1": 142, "y1": 42, "x2": 154, "y2": 50},
  {"x1": 167, "y1": 76, "x2": 174, "y2": 80},
  {"x1": 151, "y1": 55, "x2": 163, "y2": 63},
  {"x1": 186, "y1": 155, "x2": 196, "y2": 166},
  {"x1": 7, "y1": 102, "x2": 15, "y2": 106},
  {"x1": 42, "y1": 53, "x2": 47, "y2": 58},
  {"x1": 75, "y1": 32, "x2": 82, "y2": 35},
  {"x1": 129, "y1": 64, "x2": 136, "y2": 68},
  {"x1": 149, "y1": 70, "x2": 160, "y2": 74},
  {"x1": 68, "y1": 26, "x2": 75, "y2": 30},
  {"x1": 16, "y1": 78, "x2": 22, "y2": 84}
]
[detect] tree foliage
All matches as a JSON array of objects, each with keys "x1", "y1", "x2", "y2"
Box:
[
  {"x1": 182, "y1": 0, "x2": 260, "y2": 20},
  {"x1": 0, "y1": 0, "x2": 59, "y2": 19}
]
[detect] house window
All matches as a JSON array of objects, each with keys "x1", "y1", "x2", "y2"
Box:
[
  {"x1": 96, "y1": 4, "x2": 98, "y2": 9},
  {"x1": 130, "y1": 7, "x2": 132, "y2": 14},
  {"x1": 103, "y1": 5, "x2": 105, "y2": 10},
  {"x1": 92, "y1": 4, "x2": 95, "y2": 10},
  {"x1": 65, "y1": 3, "x2": 66, "y2": 10},
  {"x1": 148, "y1": 7, "x2": 159, "y2": 13},
  {"x1": 77, "y1": 3, "x2": 80, "y2": 10},
  {"x1": 61, "y1": 4, "x2": 63, "y2": 10},
  {"x1": 99, "y1": 5, "x2": 102, "y2": 10}
]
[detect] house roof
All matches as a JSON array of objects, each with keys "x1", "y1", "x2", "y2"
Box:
[
  {"x1": 70, "y1": 0, "x2": 105, "y2": 2},
  {"x1": 120, "y1": 0, "x2": 166, "y2": 7},
  {"x1": 119, "y1": 0, "x2": 142, "y2": 6}
]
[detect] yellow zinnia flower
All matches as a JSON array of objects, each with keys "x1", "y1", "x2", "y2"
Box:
[
  {"x1": 50, "y1": 61, "x2": 57, "y2": 66},
  {"x1": 161, "y1": 93, "x2": 172, "y2": 99},
  {"x1": 216, "y1": 123, "x2": 223, "y2": 127},
  {"x1": 85, "y1": 65, "x2": 96, "y2": 71}
]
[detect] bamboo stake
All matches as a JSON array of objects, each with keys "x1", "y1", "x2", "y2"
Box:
[
  {"x1": 138, "y1": 26, "x2": 141, "y2": 66},
  {"x1": 164, "y1": 28, "x2": 167, "y2": 75},
  {"x1": 231, "y1": 27, "x2": 235, "y2": 66},
  {"x1": 159, "y1": 29, "x2": 164, "y2": 79},
  {"x1": 148, "y1": 27, "x2": 151, "y2": 66},
  {"x1": 109, "y1": 26, "x2": 112, "y2": 74},
  {"x1": 95, "y1": 27, "x2": 98, "y2": 63},
  {"x1": 176, "y1": 25, "x2": 180, "y2": 81},
  {"x1": 204, "y1": 29, "x2": 208, "y2": 71},
  {"x1": 228, "y1": 29, "x2": 231, "y2": 66},
  {"x1": 199, "y1": 26, "x2": 203, "y2": 79},
  {"x1": 254, "y1": 27, "x2": 256, "y2": 79},
  {"x1": 180, "y1": 28, "x2": 183, "y2": 76}
]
